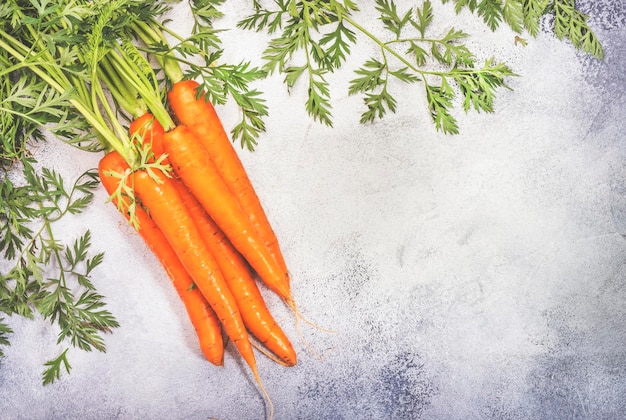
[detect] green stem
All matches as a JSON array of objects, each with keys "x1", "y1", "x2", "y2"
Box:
[
  {"x1": 0, "y1": 29, "x2": 134, "y2": 163},
  {"x1": 342, "y1": 16, "x2": 425, "y2": 76},
  {"x1": 132, "y1": 20, "x2": 184, "y2": 84},
  {"x1": 0, "y1": 59, "x2": 28, "y2": 77},
  {"x1": 98, "y1": 57, "x2": 147, "y2": 118},
  {"x1": 91, "y1": 68, "x2": 128, "y2": 143},
  {"x1": 343, "y1": 16, "x2": 504, "y2": 80},
  {"x1": 106, "y1": 48, "x2": 175, "y2": 131},
  {"x1": 389, "y1": 37, "x2": 457, "y2": 46},
  {"x1": 43, "y1": 215, "x2": 68, "y2": 288},
  {"x1": 23, "y1": 26, "x2": 77, "y2": 97}
]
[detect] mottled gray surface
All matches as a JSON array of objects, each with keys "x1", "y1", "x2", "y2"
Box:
[{"x1": 1, "y1": 2, "x2": 625, "y2": 419}]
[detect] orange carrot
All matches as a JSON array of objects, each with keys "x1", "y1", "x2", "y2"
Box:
[
  {"x1": 160, "y1": 125, "x2": 291, "y2": 304},
  {"x1": 129, "y1": 113, "x2": 165, "y2": 157},
  {"x1": 168, "y1": 80, "x2": 291, "y2": 298},
  {"x1": 98, "y1": 150, "x2": 224, "y2": 365}
]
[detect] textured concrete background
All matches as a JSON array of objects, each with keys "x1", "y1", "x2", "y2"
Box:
[{"x1": 1, "y1": 1, "x2": 625, "y2": 419}]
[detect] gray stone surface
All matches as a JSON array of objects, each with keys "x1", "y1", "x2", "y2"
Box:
[{"x1": 1, "y1": 2, "x2": 624, "y2": 419}]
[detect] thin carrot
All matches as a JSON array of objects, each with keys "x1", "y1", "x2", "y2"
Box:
[
  {"x1": 173, "y1": 180, "x2": 297, "y2": 366},
  {"x1": 167, "y1": 80, "x2": 291, "y2": 298},
  {"x1": 130, "y1": 165, "x2": 273, "y2": 417},
  {"x1": 160, "y1": 125, "x2": 290, "y2": 303},
  {"x1": 98, "y1": 150, "x2": 224, "y2": 365}
]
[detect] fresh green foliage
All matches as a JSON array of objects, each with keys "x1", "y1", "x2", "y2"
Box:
[
  {"x1": 1, "y1": 10, "x2": 117, "y2": 384},
  {"x1": 0, "y1": 2, "x2": 133, "y2": 384},
  {"x1": 552, "y1": 0, "x2": 603, "y2": 59},
  {"x1": 440, "y1": 0, "x2": 521, "y2": 31},
  {"x1": 42, "y1": 348, "x2": 71, "y2": 385},
  {"x1": 442, "y1": 0, "x2": 603, "y2": 58},
  {"x1": 239, "y1": 1, "x2": 507, "y2": 131},
  {"x1": 0, "y1": 317, "x2": 11, "y2": 357},
  {"x1": 239, "y1": 0, "x2": 360, "y2": 127},
  {"x1": 242, "y1": 0, "x2": 515, "y2": 133},
  {"x1": 0, "y1": 160, "x2": 117, "y2": 382},
  {"x1": 357, "y1": 0, "x2": 518, "y2": 132},
  {"x1": 241, "y1": 0, "x2": 602, "y2": 132},
  {"x1": 0, "y1": 48, "x2": 95, "y2": 171},
  {"x1": 0, "y1": 73, "x2": 45, "y2": 170}
]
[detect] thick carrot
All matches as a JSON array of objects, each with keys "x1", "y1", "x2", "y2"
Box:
[
  {"x1": 160, "y1": 125, "x2": 291, "y2": 304},
  {"x1": 98, "y1": 150, "x2": 224, "y2": 365},
  {"x1": 168, "y1": 80, "x2": 291, "y2": 297},
  {"x1": 173, "y1": 180, "x2": 297, "y2": 366}
]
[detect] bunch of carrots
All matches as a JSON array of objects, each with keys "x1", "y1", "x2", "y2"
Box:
[
  {"x1": 100, "y1": 79, "x2": 296, "y2": 417},
  {"x1": 95, "y1": 15, "x2": 308, "y2": 417},
  {"x1": 1, "y1": 3, "x2": 305, "y2": 417}
]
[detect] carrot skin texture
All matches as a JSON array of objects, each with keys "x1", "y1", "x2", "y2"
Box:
[
  {"x1": 161, "y1": 125, "x2": 291, "y2": 302},
  {"x1": 129, "y1": 113, "x2": 165, "y2": 157},
  {"x1": 98, "y1": 150, "x2": 224, "y2": 365},
  {"x1": 173, "y1": 181, "x2": 297, "y2": 366},
  {"x1": 129, "y1": 166, "x2": 259, "y2": 374},
  {"x1": 168, "y1": 80, "x2": 291, "y2": 294}
]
